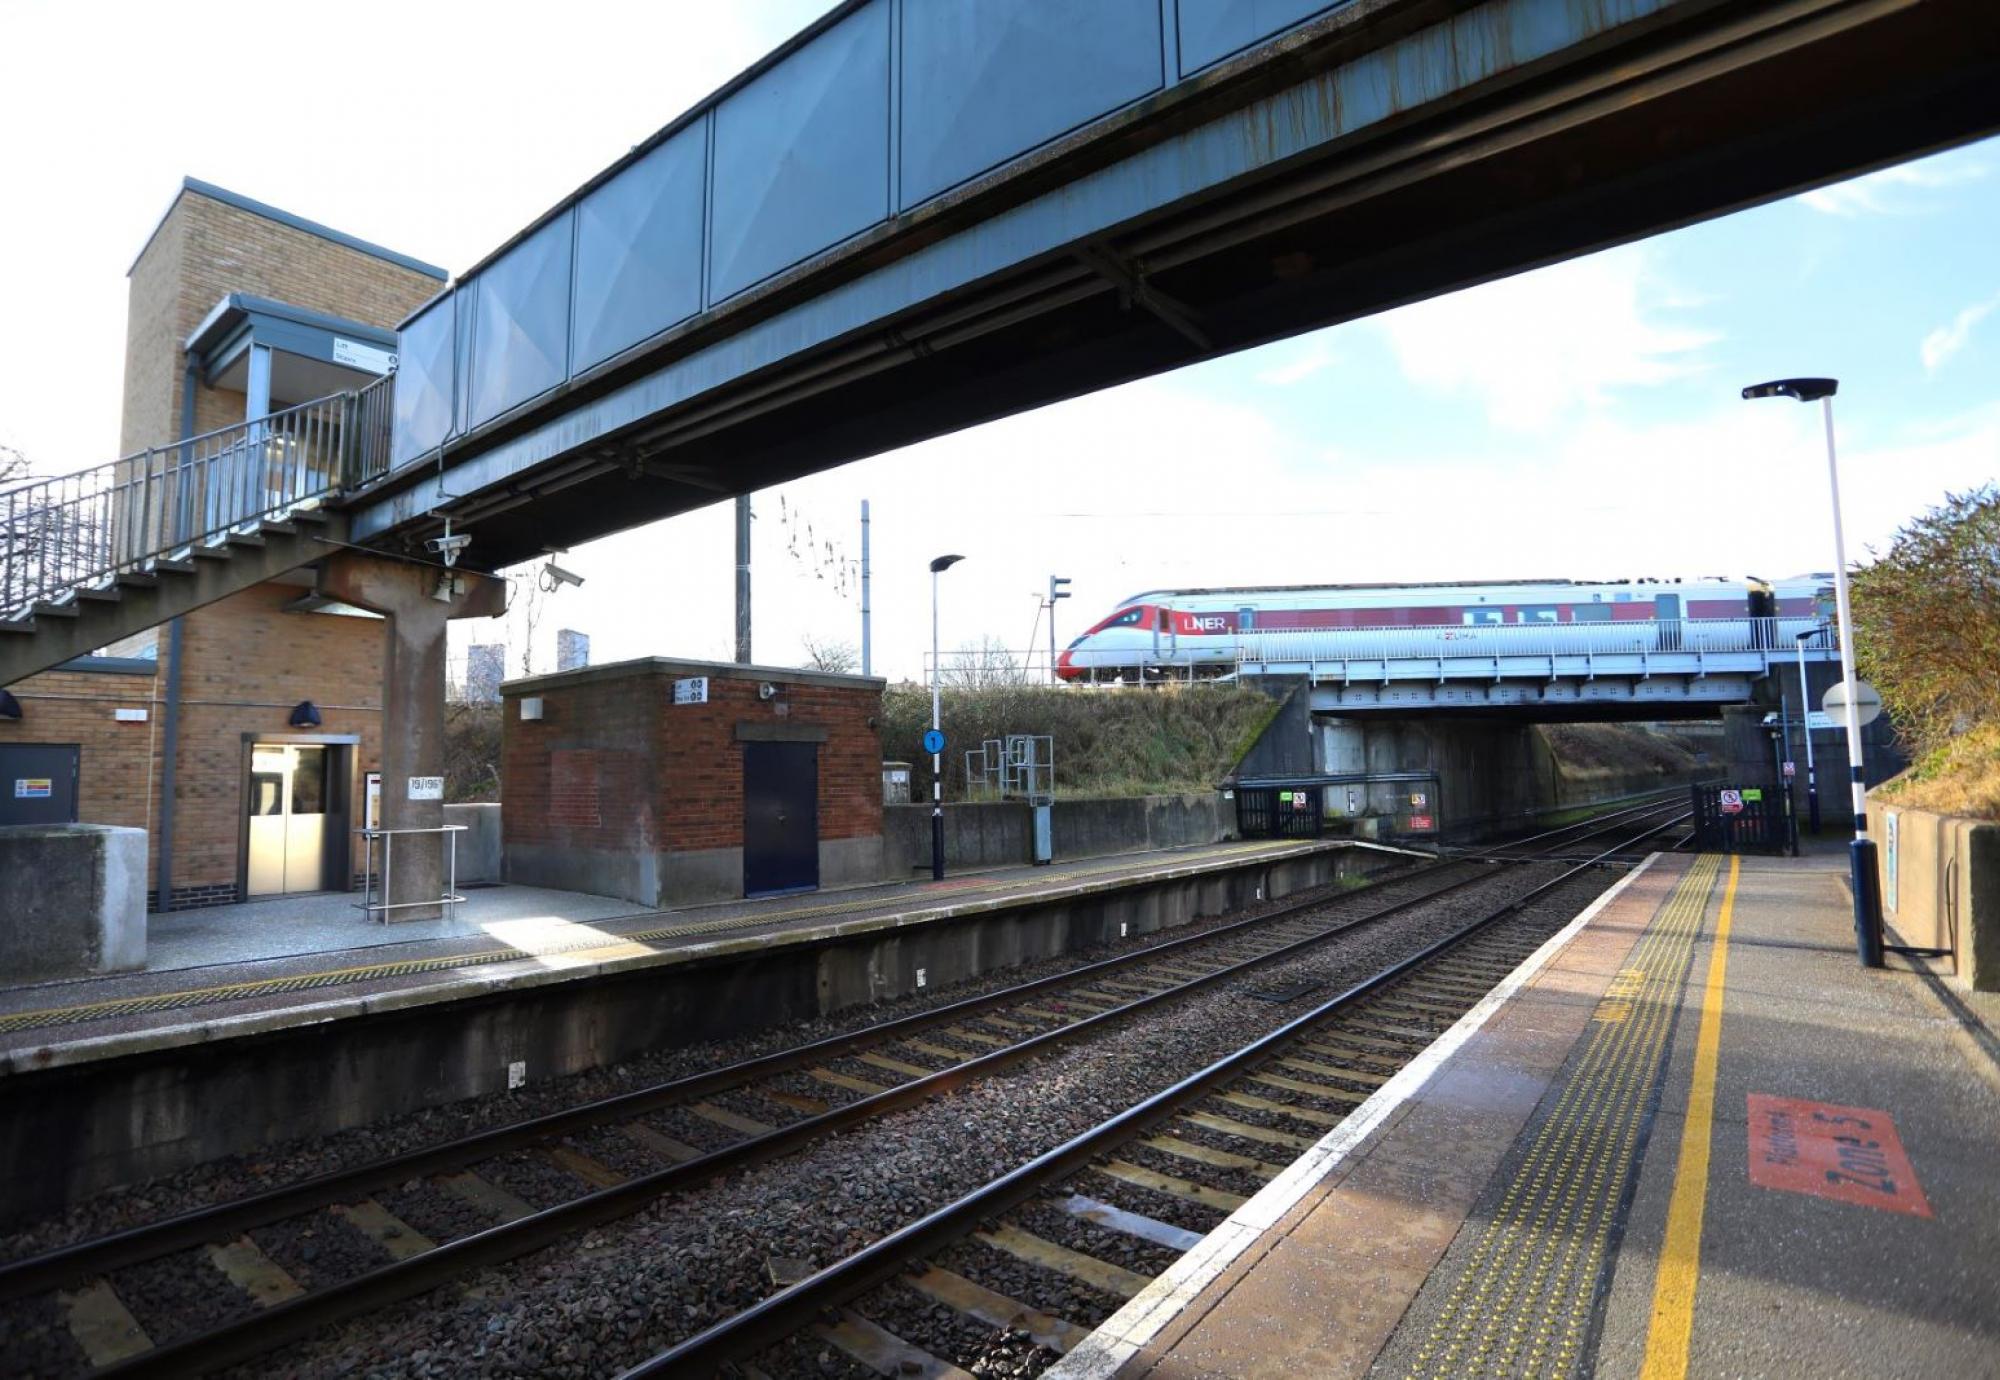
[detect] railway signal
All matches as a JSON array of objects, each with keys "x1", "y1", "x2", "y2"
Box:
[{"x1": 1047, "y1": 575, "x2": 1070, "y2": 684}]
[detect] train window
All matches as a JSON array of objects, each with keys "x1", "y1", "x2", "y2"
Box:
[
  {"x1": 1516, "y1": 606, "x2": 1559, "y2": 623},
  {"x1": 1238, "y1": 606, "x2": 1255, "y2": 630},
  {"x1": 1462, "y1": 610, "x2": 1504, "y2": 626},
  {"x1": 1114, "y1": 608, "x2": 1144, "y2": 626},
  {"x1": 1572, "y1": 605, "x2": 1613, "y2": 623}
]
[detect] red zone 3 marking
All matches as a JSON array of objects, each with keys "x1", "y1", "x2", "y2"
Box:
[{"x1": 1746, "y1": 1093, "x2": 1933, "y2": 1218}]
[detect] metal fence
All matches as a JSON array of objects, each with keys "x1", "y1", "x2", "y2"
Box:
[
  {"x1": 0, "y1": 376, "x2": 393, "y2": 621},
  {"x1": 1235, "y1": 617, "x2": 1833, "y2": 669},
  {"x1": 1689, "y1": 782, "x2": 1792, "y2": 854},
  {"x1": 1236, "y1": 785, "x2": 1324, "y2": 839}
]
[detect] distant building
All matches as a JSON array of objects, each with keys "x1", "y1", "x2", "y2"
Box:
[
  {"x1": 556, "y1": 629, "x2": 591, "y2": 672},
  {"x1": 464, "y1": 645, "x2": 505, "y2": 705}
]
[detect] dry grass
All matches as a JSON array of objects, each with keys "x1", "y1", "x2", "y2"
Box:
[
  {"x1": 1537, "y1": 722, "x2": 1708, "y2": 779},
  {"x1": 1877, "y1": 720, "x2": 2000, "y2": 821}
]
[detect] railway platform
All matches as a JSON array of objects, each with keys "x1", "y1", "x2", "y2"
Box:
[{"x1": 1054, "y1": 842, "x2": 2000, "y2": 1379}]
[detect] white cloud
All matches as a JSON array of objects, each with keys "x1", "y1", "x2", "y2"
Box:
[
  {"x1": 1799, "y1": 153, "x2": 1988, "y2": 217},
  {"x1": 1920, "y1": 292, "x2": 2000, "y2": 371},
  {"x1": 1256, "y1": 342, "x2": 1340, "y2": 387},
  {"x1": 1372, "y1": 246, "x2": 1716, "y2": 433}
]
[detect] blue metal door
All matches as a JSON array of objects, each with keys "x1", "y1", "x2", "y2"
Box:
[{"x1": 743, "y1": 742, "x2": 819, "y2": 896}]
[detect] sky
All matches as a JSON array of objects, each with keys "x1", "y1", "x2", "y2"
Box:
[{"x1": 1, "y1": 2, "x2": 1994, "y2": 685}]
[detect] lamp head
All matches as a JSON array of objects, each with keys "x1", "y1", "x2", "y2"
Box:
[
  {"x1": 929, "y1": 554, "x2": 965, "y2": 574},
  {"x1": 1742, "y1": 377, "x2": 1838, "y2": 403}
]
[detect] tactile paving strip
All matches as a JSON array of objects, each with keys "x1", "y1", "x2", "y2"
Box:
[
  {"x1": 0, "y1": 843, "x2": 1278, "y2": 1037},
  {"x1": 1403, "y1": 853, "x2": 1722, "y2": 1379}
]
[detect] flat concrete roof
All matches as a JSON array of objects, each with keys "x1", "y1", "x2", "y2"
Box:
[{"x1": 502, "y1": 654, "x2": 886, "y2": 696}]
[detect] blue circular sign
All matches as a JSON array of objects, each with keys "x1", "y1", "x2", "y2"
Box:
[{"x1": 922, "y1": 728, "x2": 947, "y2": 755}]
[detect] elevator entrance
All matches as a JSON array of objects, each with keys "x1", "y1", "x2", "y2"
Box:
[{"x1": 247, "y1": 743, "x2": 330, "y2": 895}]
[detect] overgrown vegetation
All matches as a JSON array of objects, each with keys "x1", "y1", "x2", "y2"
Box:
[
  {"x1": 444, "y1": 701, "x2": 502, "y2": 803},
  {"x1": 1538, "y1": 722, "x2": 1710, "y2": 781},
  {"x1": 1853, "y1": 485, "x2": 2000, "y2": 820},
  {"x1": 882, "y1": 682, "x2": 1281, "y2": 798}
]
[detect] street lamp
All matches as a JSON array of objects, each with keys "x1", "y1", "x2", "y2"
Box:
[
  {"x1": 1794, "y1": 625, "x2": 1825, "y2": 835},
  {"x1": 1742, "y1": 377, "x2": 1882, "y2": 966},
  {"x1": 929, "y1": 553, "x2": 964, "y2": 881}
]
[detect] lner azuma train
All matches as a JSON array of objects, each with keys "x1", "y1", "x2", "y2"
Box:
[{"x1": 1053, "y1": 576, "x2": 1830, "y2": 683}]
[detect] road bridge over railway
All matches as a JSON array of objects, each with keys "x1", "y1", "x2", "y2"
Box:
[{"x1": 1237, "y1": 616, "x2": 1839, "y2": 717}]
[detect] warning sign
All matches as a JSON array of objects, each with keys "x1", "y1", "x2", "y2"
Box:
[
  {"x1": 1718, "y1": 789, "x2": 1744, "y2": 816},
  {"x1": 13, "y1": 778, "x2": 52, "y2": 799},
  {"x1": 1747, "y1": 1093, "x2": 1931, "y2": 1218},
  {"x1": 1408, "y1": 813, "x2": 1434, "y2": 831}
]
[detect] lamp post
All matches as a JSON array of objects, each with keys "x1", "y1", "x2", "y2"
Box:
[
  {"x1": 929, "y1": 554, "x2": 964, "y2": 881},
  {"x1": 1794, "y1": 625, "x2": 1823, "y2": 835},
  {"x1": 1742, "y1": 377, "x2": 1882, "y2": 966}
]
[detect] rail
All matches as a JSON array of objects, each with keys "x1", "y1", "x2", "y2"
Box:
[
  {"x1": 1234, "y1": 616, "x2": 1835, "y2": 668},
  {"x1": 0, "y1": 374, "x2": 393, "y2": 620},
  {"x1": 354, "y1": 822, "x2": 464, "y2": 923}
]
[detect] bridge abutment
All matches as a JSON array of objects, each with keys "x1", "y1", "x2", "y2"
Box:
[{"x1": 317, "y1": 552, "x2": 504, "y2": 918}]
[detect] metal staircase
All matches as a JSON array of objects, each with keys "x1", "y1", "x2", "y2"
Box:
[{"x1": 0, "y1": 377, "x2": 393, "y2": 686}]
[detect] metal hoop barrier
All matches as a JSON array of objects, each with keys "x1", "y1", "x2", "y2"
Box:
[{"x1": 355, "y1": 824, "x2": 467, "y2": 923}]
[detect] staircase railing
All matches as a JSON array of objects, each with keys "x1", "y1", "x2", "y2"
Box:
[{"x1": 0, "y1": 375, "x2": 394, "y2": 621}]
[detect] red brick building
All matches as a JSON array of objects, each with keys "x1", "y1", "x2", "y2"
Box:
[
  {"x1": 501, "y1": 658, "x2": 886, "y2": 904},
  {"x1": 0, "y1": 180, "x2": 445, "y2": 907}
]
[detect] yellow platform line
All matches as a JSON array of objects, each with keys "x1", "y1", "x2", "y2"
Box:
[
  {"x1": 1407, "y1": 853, "x2": 1721, "y2": 1379},
  {"x1": 0, "y1": 842, "x2": 1281, "y2": 1036},
  {"x1": 1641, "y1": 854, "x2": 1739, "y2": 1380}
]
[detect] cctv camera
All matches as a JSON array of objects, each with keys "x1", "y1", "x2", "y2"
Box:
[
  {"x1": 539, "y1": 561, "x2": 585, "y2": 591},
  {"x1": 426, "y1": 532, "x2": 472, "y2": 568}
]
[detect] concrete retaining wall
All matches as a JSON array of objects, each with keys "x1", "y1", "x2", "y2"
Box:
[
  {"x1": 443, "y1": 803, "x2": 502, "y2": 885},
  {"x1": 0, "y1": 842, "x2": 1380, "y2": 1212},
  {"x1": 882, "y1": 792, "x2": 1230, "y2": 875},
  {"x1": 1868, "y1": 795, "x2": 2000, "y2": 992},
  {"x1": 0, "y1": 824, "x2": 146, "y2": 981}
]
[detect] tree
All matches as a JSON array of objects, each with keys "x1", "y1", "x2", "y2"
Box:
[
  {"x1": 940, "y1": 635, "x2": 1029, "y2": 690},
  {"x1": 1851, "y1": 485, "x2": 2000, "y2": 757},
  {"x1": 800, "y1": 634, "x2": 859, "y2": 674}
]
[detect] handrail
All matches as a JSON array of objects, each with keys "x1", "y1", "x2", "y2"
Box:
[
  {"x1": 0, "y1": 374, "x2": 394, "y2": 621},
  {"x1": 1235, "y1": 615, "x2": 1838, "y2": 666}
]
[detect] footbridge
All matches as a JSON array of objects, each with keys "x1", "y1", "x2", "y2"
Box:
[
  {"x1": 1238, "y1": 616, "x2": 1838, "y2": 717},
  {"x1": 351, "y1": 0, "x2": 2000, "y2": 570}
]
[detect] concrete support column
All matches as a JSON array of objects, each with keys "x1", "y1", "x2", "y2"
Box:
[{"x1": 318, "y1": 551, "x2": 504, "y2": 919}]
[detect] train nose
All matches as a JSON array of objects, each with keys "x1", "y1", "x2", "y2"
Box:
[{"x1": 1055, "y1": 649, "x2": 1080, "y2": 681}]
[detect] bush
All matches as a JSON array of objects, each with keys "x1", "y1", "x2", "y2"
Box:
[
  {"x1": 444, "y1": 701, "x2": 502, "y2": 803},
  {"x1": 1852, "y1": 486, "x2": 2000, "y2": 758},
  {"x1": 881, "y1": 683, "x2": 1280, "y2": 798}
]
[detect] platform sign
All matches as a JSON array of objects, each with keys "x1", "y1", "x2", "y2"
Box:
[
  {"x1": 1747, "y1": 1093, "x2": 1931, "y2": 1217},
  {"x1": 1822, "y1": 679, "x2": 1884, "y2": 728},
  {"x1": 1718, "y1": 788, "x2": 1744, "y2": 815},
  {"x1": 1409, "y1": 813, "x2": 1434, "y2": 831},
  {"x1": 673, "y1": 676, "x2": 709, "y2": 705},
  {"x1": 13, "y1": 778, "x2": 51, "y2": 799},
  {"x1": 407, "y1": 775, "x2": 444, "y2": 801},
  {"x1": 1742, "y1": 788, "x2": 1763, "y2": 803},
  {"x1": 1783, "y1": 761, "x2": 1796, "y2": 780},
  {"x1": 922, "y1": 728, "x2": 947, "y2": 755}
]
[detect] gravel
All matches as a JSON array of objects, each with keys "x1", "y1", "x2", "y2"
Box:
[
  {"x1": 859, "y1": 1279, "x2": 1065, "y2": 1378},
  {"x1": 469, "y1": 1152, "x2": 591, "y2": 1214},
  {"x1": 936, "y1": 1237, "x2": 1129, "y2": 1329},
  {"x1": 246, "y1": 1209, "x2": 391, "y2": 1293},
  {"x1": 374, "y1": 1178, "x2": 498, "y2": 1246},
  {"x1": 0, "y1": 1292, "x2": 87, "y2": 1379},
  {"x1": 107, "y1": 1246, "x2": 256, "y2": 1347},
  {"x1": 1009, "y1": 1199, "x2": 1184, "y2": 1277}
]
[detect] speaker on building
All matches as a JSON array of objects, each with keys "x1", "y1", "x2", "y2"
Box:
[{"x1": 288, "y1": 700, "x2": 322, "y2": 728}]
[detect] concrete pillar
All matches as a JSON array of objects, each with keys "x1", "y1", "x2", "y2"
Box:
[{"x1": 318, "y1": 551, "x2": 504, "y2": 919}]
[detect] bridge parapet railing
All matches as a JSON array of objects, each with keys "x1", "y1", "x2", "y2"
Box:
[
  {"x1": 0, "y1": 377, "x2": 393, "y2": 621},
  {"x1": 1234, "y1": 617, "x2": 1833, "y2": 669}
]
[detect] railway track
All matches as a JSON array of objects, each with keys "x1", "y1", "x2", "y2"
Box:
[
  {"x1": 628, "y1": 825, "x2": 1668, "y2": 1380},
  {"x1": 0, "y1": 798, "x2": 1685, "y2": 1378}
]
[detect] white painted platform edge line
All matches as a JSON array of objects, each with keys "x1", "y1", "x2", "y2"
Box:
[{"x1": 1044, "y1": 852, "x2": 1663, "y2": 1380}]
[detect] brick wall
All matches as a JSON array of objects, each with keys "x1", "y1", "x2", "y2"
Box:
[
  {"x1": 503, "y1": 662, "x2": 884, "y2": 875},
  {"x1": 168, "y1": 584, "x2": 385, "y2": 891},
  {"x1": 122, "y1": 186, "x2": 442, "y2": 453},
  {"x1": 0, "y1": 666, "x2": 160, "y2": 833}
]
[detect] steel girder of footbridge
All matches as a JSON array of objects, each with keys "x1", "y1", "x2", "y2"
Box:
[{"x1": 346, "y1": 0, "x2": 2000, "y2": 569}]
